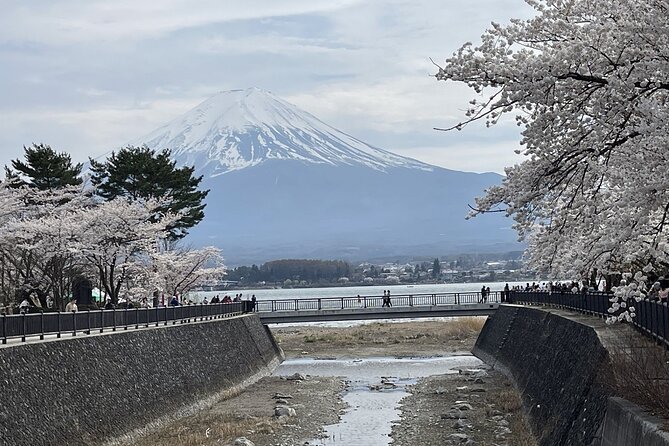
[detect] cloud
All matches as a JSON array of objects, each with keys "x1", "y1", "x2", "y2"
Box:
[
  {"x1": 0, "y1": 0, "x2": 537, "y2": 173},
  {"x1": 391, "y1": 142, "x2": 525, "y2": 174},
  {"x1": 0, "y1": 97, "x2": 201, "y2": 166},
  {"x1": 0, "y1": 0, "x2": 362, "y2": 44}
]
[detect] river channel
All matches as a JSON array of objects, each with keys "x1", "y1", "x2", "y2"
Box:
[{"x1": 274, "y1": 355, "x2": 486, "y2": 446}]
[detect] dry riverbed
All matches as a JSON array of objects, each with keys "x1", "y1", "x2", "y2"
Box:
[{"x1": 129, "y1": 319, "x2": 536, "y2": 446}]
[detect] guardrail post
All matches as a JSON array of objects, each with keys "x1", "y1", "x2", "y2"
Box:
[
  {"x1": 341, "y1": 298, "x2": 344, "y2": 310},
  {"x1": 155, "y1": 306, "x2": 159, "y2": 327},
  {"x1": 100, "y1": 309, "x2": 104, "y2": 333},
  {"x1": 72, "y1": 311, "x2": 76, "y2": 337},
  {"x1": 364, "y1": 297, "x2": 367, "y2": 309},
  {"x1": 1, "y1": 314, "x2": 6, "y2": 344},
  {"x1": 21, "y1": 312, "x2": 26, "y2": 342},
  {"x1": 86, "y1": 309, "x2": 91, "y2": 335},
  {"x1": 409, "y1": 295, "x2": 413, "y2": 307},
  {"x1": 271, "y1": 300, "x2": 275, "y2": 312},
  {"x1": 40, "y1": 312, "x2": 44, "y2": 340},
  {"x1": 112, "y1": 308, "x2": 117, "y2": 331},
  {"x1": 456, "y1": 293, "x2": 460, "y2": 305},
  {"x1": 57, "y1": 311, "x2": 61, "y2": 338},
  {"x1": 135, "y1": 308, "x2": 139, "y2": 329}
]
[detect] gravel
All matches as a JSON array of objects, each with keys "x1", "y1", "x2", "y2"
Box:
[{"x1": 129, "y1": 320, "x2": 537, "y2": 446}]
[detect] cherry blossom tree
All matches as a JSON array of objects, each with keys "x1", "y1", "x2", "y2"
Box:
[
  {"x1": 0, "y1": 180, "x2": 203, "y2": 309},
  {"x1": 0, "y1": 185, "x2": 92, "y2": 309},
  {"x1": 436, "y1": 0, "x2": 669, "y2": 279},
  {"x1": 0, "y1": 182, "x2": 29, "y2": 307},
  {"x1": 73, "y1": 198, "x2": 178, "y2": 304},
  {"x1": 149, "y1": 246, "x2": 226, "y2": 297}
]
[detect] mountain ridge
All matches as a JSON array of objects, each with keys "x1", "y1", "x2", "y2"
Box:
[
  {"x1": 131, "y1": 87, "x2": 521, "y2": 263},
  {"x1": 135, "y1": 87, "x2": 433, "y2": 177}
]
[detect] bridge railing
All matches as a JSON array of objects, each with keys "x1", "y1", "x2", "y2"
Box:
[
  {"x1": 509, "y1": 290, "x2": 668, "y2": 349},
  {"x1": 1, "y1": 302, "x2": 243, "y2": 344},
  {"x1": 255, "y1": 291, "x2": 499, "y2": 313}
]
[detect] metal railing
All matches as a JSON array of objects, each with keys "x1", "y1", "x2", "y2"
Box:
[
  {"x1": 509, "y1": 290, "x2": 669, "y2": 349},
  {"x1": 1, "y1": 302, "x2": 244, "y2": 344},
  {"x1": 255, "y1": 291, "x2": 500, "y2": 313}
]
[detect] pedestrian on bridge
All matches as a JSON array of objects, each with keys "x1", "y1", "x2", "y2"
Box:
[
  {"x1": 382, "y1": 290, "x2": 392, "y2": 307},
  {"x1": 65, "y1": 298, "x2": 78, "y2": 313}
]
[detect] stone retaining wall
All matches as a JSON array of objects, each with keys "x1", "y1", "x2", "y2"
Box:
[
  {"x1": 474, "y1": 305, "x2": 669, "y2": 446},
  {"x1": 0, "y1": 314, "x2": 283, "y2": 446},
  {"x1": 599, "y1": 398, "x2": 669, "y2": 446}
]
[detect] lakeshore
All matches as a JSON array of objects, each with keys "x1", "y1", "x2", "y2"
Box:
[{"x1": 129, "y1": 318, "x2": 536, "y2": 446}]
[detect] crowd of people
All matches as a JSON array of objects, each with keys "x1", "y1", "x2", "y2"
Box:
[
  {"x1": 7, "y1": 291, "x2": 260, "y2": 314},
  {"x1": 511, "y1": 280, "x2": 668, "y2": 303}
]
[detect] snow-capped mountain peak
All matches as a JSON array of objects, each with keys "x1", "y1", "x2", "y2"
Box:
[{"x1": 134, "y1": 87, "x2": 432, "y2": 177}]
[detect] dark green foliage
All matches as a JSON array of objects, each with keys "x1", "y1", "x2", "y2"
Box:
[
  {"x1": 227, "y1": 259, "x2": 351, "y2": 284},
  {"x1": 6, "y1": 143, "x2": 82, "y2": 189},
  {"x1": 89, "y1": 146, "x2": 209, "y2": 239},
  {"x1": 432, "y1": 258, "x2": 441, "y2": 278}
]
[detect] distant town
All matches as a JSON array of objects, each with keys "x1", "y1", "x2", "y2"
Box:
[{"x1": 214, "y1": 252, "x2": 528, "y2": 290}]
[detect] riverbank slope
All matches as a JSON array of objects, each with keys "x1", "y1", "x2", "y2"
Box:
[{"x1": 129, "y1": 318, "x2": 536, "y2": 445}]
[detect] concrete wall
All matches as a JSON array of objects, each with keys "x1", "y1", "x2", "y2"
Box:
[
  {"x1": 475, "y1": 305, "x2": 669, "y2": 446},
  {"x1": 599, "y1": 398, "x2": 669, "y2": 446},
  {"x1": 474, "y1": 305, "x2": 613, "y2": 446},
  {"x1": 0, "y1": 314, "x2": 283, "y2": 446}
]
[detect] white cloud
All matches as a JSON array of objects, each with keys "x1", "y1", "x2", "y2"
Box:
[
  {"x1": 0, "y1": 0, "x2": 537, "y2": 173},
  {"x1": 0, "y1": 0, "x2": 362, "y2": 44},
  {"x1": 0, "y1": 97, "x2": 202, "y2": 167},
  {"x1": 391, "y1": 142, "x2": 525, "y2": 174}
]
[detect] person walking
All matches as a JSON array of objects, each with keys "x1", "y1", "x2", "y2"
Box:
[
  {"x1": 65, "y1": 298, "x2": 78, "y2": 313},
  {"x1": 480, "y1": 286, "x2": 486, "y2": 303}
]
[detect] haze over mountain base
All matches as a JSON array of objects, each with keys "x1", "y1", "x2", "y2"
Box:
[{"x1": 187, "y1": 160, "x2": 519, "y2": 264}]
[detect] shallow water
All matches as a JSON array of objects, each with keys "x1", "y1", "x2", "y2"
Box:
[{"x1": 274, "y1": 356, "x2": 484, "y2": 446}]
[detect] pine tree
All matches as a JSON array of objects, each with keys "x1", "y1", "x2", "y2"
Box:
[
  {"x1": 432, "y1": 258, "x2": 441, "y2": 278},
  {"x1": 6, "y1": 143, "x2": 82, "y2": 189},
  {"x1": 89, "y1": 146, "x2": 209, "y2": 239}
]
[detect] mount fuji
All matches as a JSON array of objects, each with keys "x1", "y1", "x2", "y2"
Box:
[{"x1": 134, "y1": 88, "x2": 519, "y2": 264}]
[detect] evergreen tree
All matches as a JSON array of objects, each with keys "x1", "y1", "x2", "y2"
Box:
[
  {"x1": 432, "y1": 258, "x2": 441, "y2": 278},
  {"x1": 89, "y1": 146, "x2": 209, "y2": 239},
  {"x1": 6, "y1": 144, "x2": 82, "y2": 190}
]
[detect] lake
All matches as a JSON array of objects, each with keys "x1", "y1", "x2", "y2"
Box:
[{"x1": 191, "y1": 281, "x2": 531, "y2": 302}]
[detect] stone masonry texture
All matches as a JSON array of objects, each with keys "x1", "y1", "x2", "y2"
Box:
[
  {"x1": 473, "y1": 305, "x2": 612, "y2": 446},
  {"x1": 0, "y1": 314, "x2": 283, "y2": 446}
]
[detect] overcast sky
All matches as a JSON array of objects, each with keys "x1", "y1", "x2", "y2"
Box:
[{"x1": 0, "y1": 0, "x2": 534, "y2": 174}]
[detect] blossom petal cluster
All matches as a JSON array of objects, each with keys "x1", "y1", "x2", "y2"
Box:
[
  {"x1": 0, "y1": 182, "x2": 224, "y2": 307},
  {"x1": 437, "y1": 0, "x2": 669, "y2": 276}
]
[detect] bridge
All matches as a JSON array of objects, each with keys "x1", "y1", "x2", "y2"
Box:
[
  {"x1": 1, "y1": 291, "x2": 502, "y2": 344},
  {"x1": 256, "y1": 291, "x2": 501, "y2": 323}
]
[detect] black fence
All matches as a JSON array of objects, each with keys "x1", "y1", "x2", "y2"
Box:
[
  {"x1": 509, "y1": 290, "x2": 669, "y2": 349},
  {"x1": 1, "y1": 302, "x2": 244, "y2": 344},
  {"x1": 255, "y1": 291, "x2": 501, "y2": 312}
]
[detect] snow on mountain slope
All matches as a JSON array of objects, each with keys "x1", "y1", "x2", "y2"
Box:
[{"x1": 135, "y1": 87, "x2": 433, "y2": 177}]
